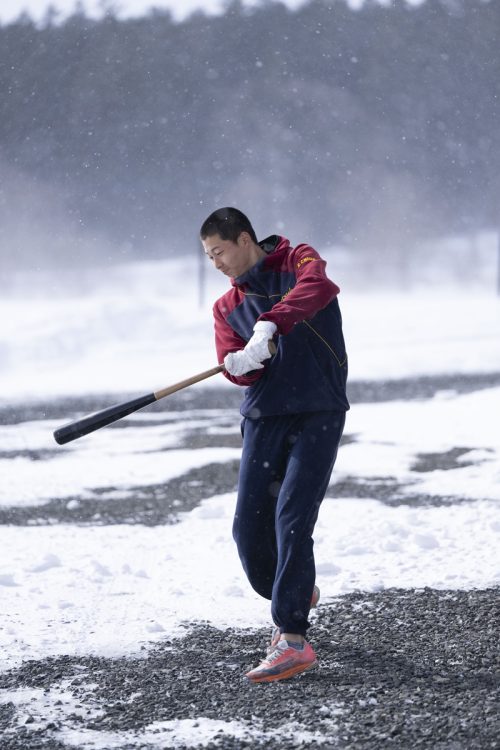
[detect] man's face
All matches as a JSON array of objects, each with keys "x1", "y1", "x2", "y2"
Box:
[{"x1": 202, "y1": 233, "x2": 254, "y2": 278}]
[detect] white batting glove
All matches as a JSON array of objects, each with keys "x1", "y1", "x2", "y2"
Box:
[
  {"x1": 224, "y1": 349, "x2": 264, "y2": 376},
  {"x1": 224, "y1": 321, "x2": 277, "y2": 376},
  {"x1": 244, "y1": 320, "x2": 277, "y2": 363}
]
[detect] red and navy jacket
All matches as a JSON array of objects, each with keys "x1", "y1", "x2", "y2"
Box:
[{"x1": 213, "y1": 235, "x2": 349, "y2": 418}]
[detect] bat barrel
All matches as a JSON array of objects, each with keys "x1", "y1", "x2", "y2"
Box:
[{"x1": 53, "y1": 393, "x2": 157, "y2": 445}]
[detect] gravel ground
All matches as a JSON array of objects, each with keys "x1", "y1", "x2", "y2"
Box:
[
  {"x1": 1, "y1": 372, "x2": 499, "y2": 749},
  {"x1": 1, "y1": 588, "x2": 498, "y2": 749}
]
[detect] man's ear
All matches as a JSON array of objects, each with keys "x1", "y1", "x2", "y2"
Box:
[{"x1": 237, "y1": 231, "x2": 251, "y2": 248}]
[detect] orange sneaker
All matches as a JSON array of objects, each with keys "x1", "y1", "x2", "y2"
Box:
[{"x1": 246, "y1": 640, "x2": 318, "y2": 683}]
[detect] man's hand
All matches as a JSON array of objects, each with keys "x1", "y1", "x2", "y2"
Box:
[
  {"x1": 245, "y1": 320, "x2": 277, "y2": 364},
  {"x1": 224, "y1": 320, "x2": 278, "y2": 376},
  {"x1": 224, "y1": 349, "x2": 264, "y2": 376}
]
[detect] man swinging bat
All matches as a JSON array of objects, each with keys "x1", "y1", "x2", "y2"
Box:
[
  {"x1": 200, "y1": 207, "x2": 349, "y2": 683},
  {"x1": 52, "y1": 206, "x2": 348, "y2": 684}
]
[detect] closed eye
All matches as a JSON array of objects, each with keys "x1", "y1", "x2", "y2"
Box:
[{"x1": 207, "y1": 248, "x2": 223, "y2": 260}]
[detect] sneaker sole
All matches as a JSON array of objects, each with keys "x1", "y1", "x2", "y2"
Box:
[{"x1": 246, "y1": 659, "x2": 318, "y2": 684}]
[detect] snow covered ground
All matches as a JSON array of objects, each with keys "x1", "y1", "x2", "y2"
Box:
[
  {"x1": 1, "y1": 385, "x2": 499, "y2": 672},
  {"x1": 0, "y1": 243, "x2": 499, "y2": 746}
]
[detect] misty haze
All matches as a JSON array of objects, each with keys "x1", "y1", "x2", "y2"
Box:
[{"x1": 0, "y1": 0, "x2": 498, "y2": 283}]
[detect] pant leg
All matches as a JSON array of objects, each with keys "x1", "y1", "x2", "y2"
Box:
[
  {"x1": 271, "y1": 411, "x2": 346, "y2": 636},
  {"x1": 233, "y1": 410, "x2": 345, "y2": 635},
  {"x1": 232, "y1": 415, "x2": 291, "y2": 600}
]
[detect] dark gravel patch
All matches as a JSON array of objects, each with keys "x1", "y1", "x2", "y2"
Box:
[
  {"x1": 0, "y1": 449, "x2": 62, "y2": 461},
  {"x1": 0, "y1": 460, "x2": 240, "y2": 526},
  {"x1": 1, "y1": 588, "x2": 498, "y2": 749},
  {"x1": 327, "y1": 475, "x2": 478, "y2": 508},
  {"x1": 1, "y1": 437, "x2": 479, "y2": 526},
  {"x1": 0, "y1": 429, "x2": 242, "y2": 461},
  {"x1": 411, "y1": 447, "x2": 483, "y2": 473},
  {"x1": 347, "y1": 371, "x2": 500, "y2": 404},
  {"x1": 0, "y1": 389, "x2": 243, "y2": 426},
  {"x1": 328, "y1": 476, "x2": 404, "y2": 501},
  {"x1": 2, "y1": 370, "x2": 499, "y2": 426},
  {"x1": 0, "y1": 436, "x2": 489, "y2": 526}
]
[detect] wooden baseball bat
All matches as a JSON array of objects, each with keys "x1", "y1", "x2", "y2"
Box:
[
  {"x1": 53, "y1": 364, "x2": 224, "y2": 445},
  {"x1": 53, "y1": 341, "x2": 277, "y2": 445}
]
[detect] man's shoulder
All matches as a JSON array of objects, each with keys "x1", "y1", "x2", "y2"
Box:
[{"x1": 263, "y1": 238, "x2": 320, "y2": 272}]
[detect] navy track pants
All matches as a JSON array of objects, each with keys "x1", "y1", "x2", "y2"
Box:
[{"x1": 233, "y1": 410, "x2": 345, "y2": 636}]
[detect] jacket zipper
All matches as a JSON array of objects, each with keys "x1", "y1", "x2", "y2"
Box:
[{"x1": 303, "y1": 321, "x2": 347, "y2": 367}]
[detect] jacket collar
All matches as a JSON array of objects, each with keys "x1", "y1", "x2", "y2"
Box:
[
  {"x1": 231, "y1": 235, "x2": 289, "y2": 288},
  {"x1": 258, "y1": 234, "x2": 282, "y2": 254}
]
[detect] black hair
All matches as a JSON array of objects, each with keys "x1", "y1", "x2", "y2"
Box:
[{"x1": 199, "y1": 207, "x2": 258, "y2": 244}]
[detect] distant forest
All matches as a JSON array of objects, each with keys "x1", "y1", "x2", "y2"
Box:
[{"x1": 0, "y1": 0, "x2": 498, "y2": 269}]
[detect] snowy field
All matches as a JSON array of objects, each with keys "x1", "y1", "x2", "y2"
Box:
[
  {"x1": 0, "y1": 239, "x2": 499, "y2": 747},
  {"x1": 1, "y1": 386, "x2": 499, "y2": 673},
  {"x1": 2, "y1": 234, "x2": 500, "y2": 399}
]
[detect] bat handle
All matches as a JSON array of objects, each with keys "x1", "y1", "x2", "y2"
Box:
[
  {"x1": 154, "y1": 365, "x2": 224, "y2": 400},
  {"x1": 154, "y1": 340, "x2": 275, "y2": 400}
]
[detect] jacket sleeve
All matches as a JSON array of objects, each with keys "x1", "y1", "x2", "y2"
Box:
[
  {"x1": 257, "y1": 244, "x2": 339, "y2": 335},
  {"x1": 213, "y1": 301, "x2": 264, "y2": 387}
]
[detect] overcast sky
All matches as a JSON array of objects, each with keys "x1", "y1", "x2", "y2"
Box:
[{"x1": 0, "y1": 0, "x2": 317, "y2": 24}]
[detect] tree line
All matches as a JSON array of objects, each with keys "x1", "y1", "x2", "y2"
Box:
[{"x1": 0, "y1": 0, "x2": 498, "y2": 269}]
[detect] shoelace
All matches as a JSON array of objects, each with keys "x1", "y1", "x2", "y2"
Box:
[
  {"x1": 266, "y1": 627, "x2": 280, "y2": 654},
  {"x1": 265, "y1": 642, "x2": 288, "y2": 663}
]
